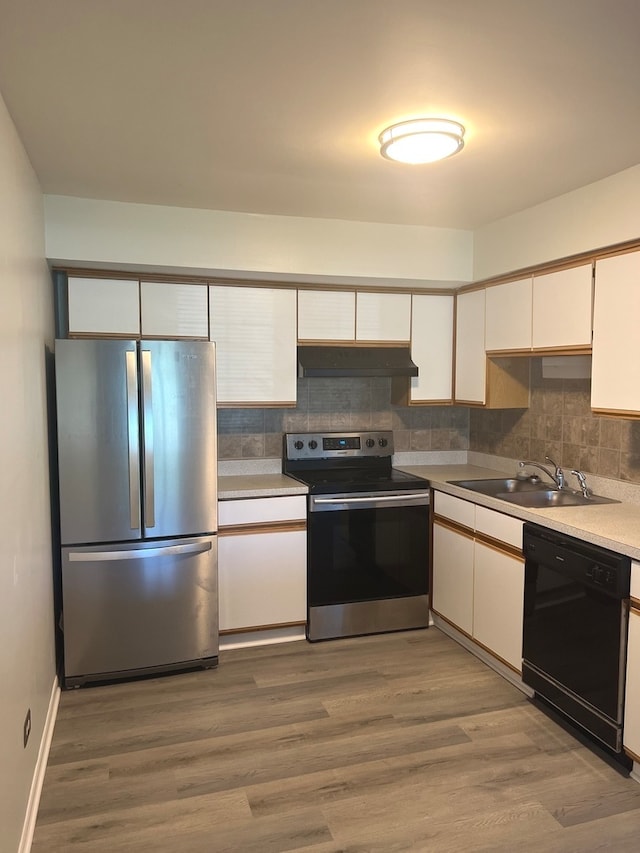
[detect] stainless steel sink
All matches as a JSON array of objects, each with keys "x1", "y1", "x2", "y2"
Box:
[
  {"x1": 495, "y1": 489, "x2": 619, "y2": 508},
  {"x1": 449, "y1": 477, "x2": 551, "y2": 496},
  {"x1": 448, "y1": 478, "x2": 619, "y2": 508}
]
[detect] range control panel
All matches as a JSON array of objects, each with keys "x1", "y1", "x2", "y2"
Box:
[{"x1": 284, "y1": 431, "x2": 394, "y2": 460}]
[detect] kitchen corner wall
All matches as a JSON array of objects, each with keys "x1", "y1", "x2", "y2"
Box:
[
  {"x1": 217, "y1": 377, "x2": 470, "y2": 458},
  {"x1": 470, "y1": 359, "x2": 640, "y2": 484}
]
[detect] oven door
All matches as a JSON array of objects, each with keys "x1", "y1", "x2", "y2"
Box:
[{"x1": 307, "y1": 490, "x2": 430, "y2": 640}]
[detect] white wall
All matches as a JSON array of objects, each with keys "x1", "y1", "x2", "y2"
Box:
[
  {"x1": 0, "y1": 93, "x2": 56, "y2": 851},
  {"x1": 43, "y1": 195, "x2": 473, "y2": 287},
  {"x1": 473, "y1": 164, "x2": 640, "y2": 280}
]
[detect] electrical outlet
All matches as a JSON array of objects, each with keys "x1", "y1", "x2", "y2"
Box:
[{"x1": 23, "y1": 709, "x2": 31, "y2": 748}]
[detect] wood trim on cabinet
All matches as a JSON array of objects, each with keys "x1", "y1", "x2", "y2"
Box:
[
  {"x1": 458, "y1": 236, "x2": 640, "y2": 293},
  {"x1": 55, "y1": 266, "x2": 460, "y2": 296},
  {"x1": 591, "y1": 408, "x2": 640, "y2": 420},
  {"x1": 297, "y1": 339, "x2": 408, "y2": 348},
  {"x1": 220, "y1": 620, "x2": 306, "y2": 636},
  {"x1": 630, "y1": 598, "x2": 640, "y2": 613},
  {"x1": 624, "y1": 746, "x2": 640, "y2": 764},
  {"x1": 218, "y1": 520, "x2": 307, "y2": 537},
  {"x1": 433, "y1": 514, "x2": 475, "y2": 537},
  {"x1": 473, "y1": 531, "x2": 524, "y2": 561},
  {"x1": 217, "y1": 401, "x2": 297, "y2": 408}
]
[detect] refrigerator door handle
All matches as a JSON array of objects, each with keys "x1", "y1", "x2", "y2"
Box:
[
  {"x1": 68, "y1": 541, "x2": 213, "y2": 562},
  {"x1": 141, "y1": 348, "x2": 155, "y2": 529},
  {"x1": 125, "y1": 350, "x2": 141, "y2": 531}
]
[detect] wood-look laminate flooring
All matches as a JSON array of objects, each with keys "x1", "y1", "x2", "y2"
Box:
[{"x1": 33, "y1": 629, "x2": 640, "y2": 852}]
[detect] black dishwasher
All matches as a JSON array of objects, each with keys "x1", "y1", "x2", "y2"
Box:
[{"x1": 522, "y1": 523, "x2": 631, "y2": 759}]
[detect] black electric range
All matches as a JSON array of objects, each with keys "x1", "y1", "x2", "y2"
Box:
[{"x1": 283, "y1": 431, "x2": 431, "y2": 642}]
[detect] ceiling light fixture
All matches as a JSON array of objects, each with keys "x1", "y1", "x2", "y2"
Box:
[{"x1": 378, "y1": 118, "x2": 465, "y2": 164}]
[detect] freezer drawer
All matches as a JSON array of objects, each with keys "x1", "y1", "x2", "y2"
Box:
[{"x1": 61, "y1": 536, "x2": 218, "y2": 687}]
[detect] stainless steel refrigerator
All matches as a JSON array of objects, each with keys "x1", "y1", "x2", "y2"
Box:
[{"x1": 54, "y1": 338, "x2": 218, "y2": 687}]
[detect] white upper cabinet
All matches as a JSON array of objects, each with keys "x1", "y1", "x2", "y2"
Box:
[
  {"x1": 209, "y1": 285, "x2": 297, "y2": 405},
  {"x1": 356, "y1": 291, "x2": 411, "y2": 341},
  {"x1": 591, "y1": 251, "x2": 640, "y2": 414},
  {"x1": 485, "y1": 278, "x2": 532, "y2": 352},
  {"x1": 297, "y1": 289, "x2": 355, "y2": 340},
  {"x1": 409, "y1": 294, "x2": 453, "y2": 402},
  {"x1": 532, "y1": 264, "x2": 593, "y2": 350},
  {"x1": 68, "y1": 276, "x2": 140, "y2": 336},
  {"x1": 140, "y1": 281, "x2": 209, "y2": 338},
  {"x1": 455, "y1": 289, "x2": 486, "y2": 404}
]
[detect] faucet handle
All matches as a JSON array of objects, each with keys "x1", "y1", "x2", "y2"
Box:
[{"x1": 545, "y1": 456, "x2": 564, "y2": 489}]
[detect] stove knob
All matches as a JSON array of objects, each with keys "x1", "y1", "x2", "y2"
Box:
[
  {"x1": 378, "y1": 437, "x2": 388, "y2": 447},
  {"x1": 308, "y1": 440, "x2": 318, "y2": 450},
  {"x1": 294, "y1": 440, "x2": 304, "y2": 450},
  {"x1": 366, "y1": 438, "x2": 375, "y2": 448}
]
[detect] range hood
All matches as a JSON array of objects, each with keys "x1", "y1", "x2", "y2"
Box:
[{"x1": 298, "y1": 346, "x2": 418, "y2": 378}]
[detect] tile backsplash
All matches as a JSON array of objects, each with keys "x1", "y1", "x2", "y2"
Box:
[
  {"x1": 470, "y1": 359, "x2": 640, "y2": 483},
  {"x1": 217, "y1": 362, "x2": 640, "y2": 485},
  {"x1": 217, "y1": 377, "x2": 469, "y2": 460}
]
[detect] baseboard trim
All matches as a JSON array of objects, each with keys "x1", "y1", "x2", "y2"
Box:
[
  {"x1": 19, "y1": 675, "x2": 60, "y2": 853},
  {"x1": 220, "y1": 624, "x2": 306, "y2": 650}
]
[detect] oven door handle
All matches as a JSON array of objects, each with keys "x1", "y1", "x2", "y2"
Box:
[{"x1": 311, "y1": 492, "x2": 430, "y2": 509}]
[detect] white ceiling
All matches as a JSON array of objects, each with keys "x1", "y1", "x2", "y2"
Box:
[{"x1": 1, "y1": 0, "x2": 639, "y2": 230}]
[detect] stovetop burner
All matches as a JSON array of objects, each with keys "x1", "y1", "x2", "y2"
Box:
[{"x1": 282, "y1": 430, "x2": 430, "y2": 494}]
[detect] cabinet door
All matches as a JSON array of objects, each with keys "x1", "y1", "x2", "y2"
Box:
[
  {"x1": 210, "y1": 285, "x2": 297, "y2": 404},
  {"x1": 140, "y1": 282, "x2": 208, "y2": 338},
  {"x1": 410, "y1": 294, "x2": 453, "y2": 402},
  {"x1": 431, "y1": 521, "x2": 474, "y2": 635},
  {"x1": 356, "y1": 292, "x2": 411, "y2": 341},
  {"x1": 485, "y1": 278, "x2": 532, "y2": 352},
  {"x1": 68, "y1": 277, "x2": 140, "y2": 335},
  {"x1": 532, "y1": 264, "x2": 593, "y2": 350},
  {"x1": 473, "y1": 541, "x2": 524, "y2": 672},
  {"x1": 218, "y1": 529, "x2": 306, "y2": 631},
  {"x1": 297, "y1": 290, "x2": 355, "y2": 340},
  {"x1": 624, "y1": 607, "x2": 640, "y2": 759},
  {"x1": 455, "y1": 289, "x2": 486, "y2": 404},
  {"x1": 592, "y1": 251, "x2": 640, "y2": 414}
]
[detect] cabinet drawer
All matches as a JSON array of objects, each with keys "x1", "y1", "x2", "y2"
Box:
[
  {"x1": 433, "y1": 492, "x2": 475, "y2": 529},
  {"x1": 219, "y1": 495, "x2": 307, "y2": 527},
  {"x1": 475, "y1": 506, "x2": 523, "y2": 550}
]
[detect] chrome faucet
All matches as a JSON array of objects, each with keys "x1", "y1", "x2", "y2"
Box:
[
  {"x1": 518, "y1": 456, "x2": 565, "y2": 489},
  {"x1": 571, "y1": 469, "x2": 591, "y2": 498}
]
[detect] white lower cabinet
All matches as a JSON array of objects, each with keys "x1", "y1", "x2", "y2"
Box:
[
  {"x1": 472, "y1": 541, "x2": 524, "y2": 671},
  {"x1": 218, "y1": 496, "x2": 306, "y2": 633},
  {"x1": 218, "y1": 529, "x2": 306, "y2": 631},
  {"x1": 432, "y1": 492, "x2": 524, "y2": 673},
  {"x1": 432, "y1": 521, "x2": 473, "y2": 635}
]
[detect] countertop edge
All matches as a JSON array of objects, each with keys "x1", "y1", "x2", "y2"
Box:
[{"x1": 398, "y1": 464, "x2": 640, "y2": 562}]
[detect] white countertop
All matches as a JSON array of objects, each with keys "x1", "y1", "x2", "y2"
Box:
[
  {"x1": 218, "y1": 473, "x2": 307, "y2": 500},
  {"x1": 398, "y1": 463, "x2": 640, "y2": 561}
]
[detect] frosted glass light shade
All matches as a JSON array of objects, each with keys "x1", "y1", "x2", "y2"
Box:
[{"x1": 379, "y1": 118, "x2": 465, "y2": 164}]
